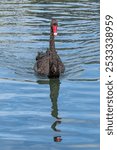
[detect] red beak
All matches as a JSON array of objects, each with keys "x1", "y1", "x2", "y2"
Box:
[{"x1": 52, "y1": 25, "x2": 58, "y2": 36}]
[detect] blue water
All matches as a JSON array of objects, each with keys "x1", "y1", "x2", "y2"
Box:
[{"x1": 0, "y1": 0, "x2": 100, "y2": 150}]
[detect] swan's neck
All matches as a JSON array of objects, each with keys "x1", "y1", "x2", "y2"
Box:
[{"x1": 49, "y1": 29, "x2": 55, "y2": 51}]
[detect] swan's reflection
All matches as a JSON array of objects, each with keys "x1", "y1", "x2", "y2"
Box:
[
  {"x1": 49, "y1": 79, "x2": 61, "y2": 119},
  {"x1": 37, "y1": 78, "x2": 62, "y2": 142},
  {"x1": 49, "y1": 79, "x2": 62, "y2": 142}
]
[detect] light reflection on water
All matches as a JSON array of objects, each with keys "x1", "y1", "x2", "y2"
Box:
[{"x1": 0, "y1": 0, "x2": 99, "y2": 150}]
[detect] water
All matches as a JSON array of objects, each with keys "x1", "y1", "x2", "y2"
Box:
[{"x1": 0, "y1": 0, "x2": 100, "y2": 150}]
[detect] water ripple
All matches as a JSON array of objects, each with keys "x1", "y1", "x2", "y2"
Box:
[
  {"x1": 0, "y1": 0, "x2": 99, "y2": 81},
  {"x1": 0, "y1": 0, "x2": 99, "y2": 149}
]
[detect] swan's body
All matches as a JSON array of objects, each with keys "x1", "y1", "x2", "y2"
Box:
[{"x1": 34, "y1": 19, "x2": 65, "y2": 78}]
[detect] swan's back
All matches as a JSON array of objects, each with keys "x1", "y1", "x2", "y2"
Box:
[{"x1": 34, "y1": 50, "x2": 65, "y2": 77}]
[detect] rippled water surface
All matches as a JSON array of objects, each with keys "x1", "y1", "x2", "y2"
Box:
[{"x1": 0, "y1": 0, "x2": 100, "y2": 149}]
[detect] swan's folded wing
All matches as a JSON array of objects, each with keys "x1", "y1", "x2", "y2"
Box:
[{"x1": 34, "y1": 56, "x2": 49, "y2": 76}]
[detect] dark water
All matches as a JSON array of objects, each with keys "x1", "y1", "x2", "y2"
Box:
[{"x1": 0, "y1": 0, "x2": 100, "y2": 150}]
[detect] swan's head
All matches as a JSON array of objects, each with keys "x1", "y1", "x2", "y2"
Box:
[{"x1": 51, "y1": 19, "x2": 58, "y2": 36}]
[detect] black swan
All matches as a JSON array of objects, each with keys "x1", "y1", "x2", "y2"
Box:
[{"x1": 34, "y1": 19, "x2": 65, "y2": 78}]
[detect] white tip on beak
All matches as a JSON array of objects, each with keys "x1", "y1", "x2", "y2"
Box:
[{"x1": 54, "y1": 32, "x2": 57, "y2": 36}]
